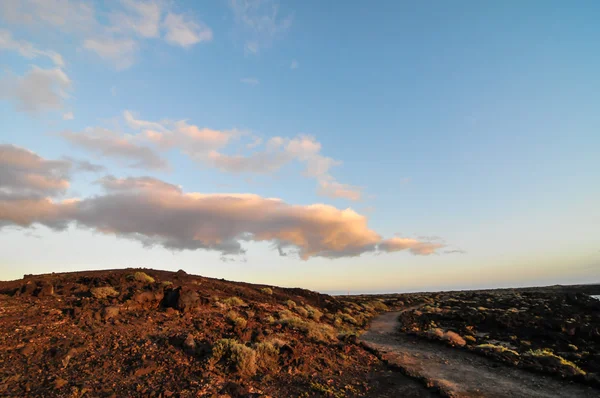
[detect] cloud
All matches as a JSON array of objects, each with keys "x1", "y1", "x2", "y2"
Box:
[
  {"x1": 80, "y1": 112, "x2": 362, "y2": 200},
  {"x1": 0, "y1": 66, "x2": 71, "y2": 113},
  {"x1": 0, "y1": 0, "x2": 97, "y2": 33},
  {"x1": 0, "y1": 144, "x2": 71, "y2": 198},
  {"x1": 98, "y1": 175, "x2": 181, "y2": 194},
  {"x1": 444, "y1": 249, "x2": 467, "y2": 255},
  {"x1": 318, "y1": 180, "x2": 362, "y2": 201},
  {"x1": 163, "y1": 12, "x2": 213, "y2": 48},
  {"x1": 62, "y1": 157, "x2": 105, "y2": 173},
  {"x1": 379, "y1": 237, "x2": 445, "y2": 256},
  {"x1": 109, "y1": 0, "x2": 162, "y2": 38},
  {"x1": 1, "y1": 1, "x2": 212, "y2": 70},
  {"x1": 0, "y1": 29, "x2": 64, "y2": 66},
  {"x1": 124, "y1": 111, "x2": 236, "y2": 156},
  {"x1": 61, "y1": 127, "x2": 168, "y2": 170},
  {"x1": 0, "y1": 145, "x2": 447, "y2": 259},
  {"x1": 206, "y1": 150, "x2": 290, "y2": 174},
  {"x1": 83, "y1": 37, "x2": 138, "y2": 70},
  {"x1": 63, "y1": 112, "x2": 74, "y2": 120},
  {"x1": 240, "y1": 77, "x2": 259, "y2": 85},
  {"x1": 228, "y1": 0, "x2": 292, "y2": 54},
  {"x1": 290, "y1": 59, "x2": 298, "y2": 69}
]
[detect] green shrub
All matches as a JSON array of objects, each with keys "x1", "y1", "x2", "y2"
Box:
[
  {"x1": 90, "y1": 286, "x2": 119, "y2": 299},
  {"x1": 265, "y1": 315, "x2": 275, "y2": 324}
]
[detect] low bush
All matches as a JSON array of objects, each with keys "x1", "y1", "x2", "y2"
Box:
[
  {"x1": 285, "y1": 299, "x2": 296, "y2": 309},
  {"x1": 211, "y1": 339, "x2": 257, "y2": 377},
  {"x1": 260, "y1": 287, "x2": 273, "y2": 295},
  {"x1": 226, "y1": 311, "x2": 247, "y2": 329},
  {"x1": 128, "y1": 272, "x2": 155, "y2": 284},
  {"x1": 222, "y1": 296, "x2": 245, "y2": 307},
  {"x1": 526, "y1": 349, "x2": 585, "y2": 375},
  {"x1": 90, "y1": 286, "x2": 119, "y2": 299}
]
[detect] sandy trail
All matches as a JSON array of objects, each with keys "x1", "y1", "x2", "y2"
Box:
[{"x1": 360, "y1": 311, "x2": 598, "y2": 398}]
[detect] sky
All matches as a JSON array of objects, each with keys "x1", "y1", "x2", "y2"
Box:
[{"x1": 1, "y1": 0, "x2": 599, "y2": 293}]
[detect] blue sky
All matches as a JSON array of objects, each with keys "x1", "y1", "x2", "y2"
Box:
[{"x1": 1, "y1": 0, "x2": 599, "y2": 292}]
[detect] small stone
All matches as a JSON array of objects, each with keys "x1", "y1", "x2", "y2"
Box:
[
  {"x1": 20, "y1": 344, "x2": 34, "y2": 356},
  {"x1": 183, "y1": 334, "x2": 196, "y2": 353},
  {"x1": 54, "y1": 378, "x2": 68, "y2": 389},
  {"x1": 103, "y1": 306, "x2": 120, "y2": 320}
]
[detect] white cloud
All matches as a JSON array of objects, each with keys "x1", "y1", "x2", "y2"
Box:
[
  {"x1": 63, "y1": 112, "x2": 74, "y2": 120},
  {"x1": 228, "y1": 0, "x2": 292, "y2": 54},
  {"x1": 1, "y1": 1, "x2": 213, "y2": 70},
  {"x1": 163, "y1": 12, "x2": 213, "y2": 48},
  {"x1": 0, "y1": 29, "x2": 64, "y2": 66},
  {"x1": 83, "y1": 37, "x2": 138, "y2": 70},
  {"x1": 0, "y1": 66, "x2": 71, "y2": 113},
  {"x1": 240, "y1": 77, "x2": 259, "y2": 85},
  {"x1": 290, "y1": 59, "x2": 298, "y2": 69},
  {"x1": 0, "y1": 0, "x2": 97, "y2": 33},
  {"x1": 109, "y1": 0, "x2": 162, "y2": 38}
]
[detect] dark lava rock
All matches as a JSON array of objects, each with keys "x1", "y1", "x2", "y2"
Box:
[{"x1": 162, "y1": 287, "x2": 202, "y2": 313}]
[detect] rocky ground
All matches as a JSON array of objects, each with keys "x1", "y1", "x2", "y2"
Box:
[
  {"x1": 0, "y1": 268, "x2": 428, "y2": 397},
  {"x1": 392, "y1": 288, "x2": 600, "y2": 389}
]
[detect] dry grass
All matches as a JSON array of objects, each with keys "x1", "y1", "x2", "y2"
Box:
[
  {"x1": 340, "y1": 313, "x2": 359, "y2": 325},
  {"x1": 428, "y1": 328, "x2": 466, "y2": 347},
  {"x1": 226, "y1": 311, "x2": 247, "y2": 329},
  {"x1": 211, "y1": 339, "x2": 257, "y2": 377},
  {"x1": 305, "y1": 305, "x2": 323, "y2": 321},
  {"x1": 129, "y1": 272, "x2": 155, "y2": 284},
  {"x1": 255, "y1": 342, "x2": 279, "y2": 372},
  {"x1": 476, "y1": 343, "x2": 520, "y2": 356},
  {"x1": 285, "y1": 299, "x2": 296, "y2": 309},
  {"x1": 260, "y1": 287, "x2": 273, "y2": 295},
  {"x1": 222, "y1": 296, "x2": 245, "y2": 307},
  {"x1": 90, "y1": 286, "x2": 119, "y2": 299},
  {"x1": 371, "y1": 301, "x2": 388, "y2": 311},
  {"x1": 527, "y1": 349, "x2": 586, "y2": 375},
  {"x1": 295, "y1": 306, "x2": 309, "y2": 317},
  {"x1": 276, "y1": 312, "x2": 336, "y2": 343}
]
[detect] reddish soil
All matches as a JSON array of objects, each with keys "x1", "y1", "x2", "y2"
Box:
[{"x1": 0, "y1": 268, "x2": 432, "y2": 397}]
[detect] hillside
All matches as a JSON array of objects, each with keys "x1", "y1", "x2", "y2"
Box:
[{"x1": 0, "y1": 268, "x2": 429, "y2": 397}]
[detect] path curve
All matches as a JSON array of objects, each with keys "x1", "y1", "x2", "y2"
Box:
[{"x1": 360, "y1": 311, "x2": 598, "y2": 398}]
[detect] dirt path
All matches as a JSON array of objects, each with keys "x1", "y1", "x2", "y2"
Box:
[{"x1": 360, "y1": 311, "x2": 599, "y2": 398}]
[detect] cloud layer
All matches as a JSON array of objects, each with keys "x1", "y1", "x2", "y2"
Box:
[
  {"x1": 0, "y1": 0, "x2": 213, "y2": 69},
  {"x1": 0, "y1": 145, "x2": 446, "y2": 259}
]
